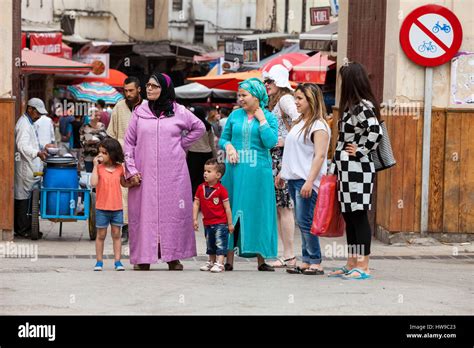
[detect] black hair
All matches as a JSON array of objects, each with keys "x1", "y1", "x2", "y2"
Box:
[
  {"x1": 190, "y1": 105, "x2": 211, "y2": 131},
  {"x1": 205, "y1": 158, "x2": 226, "y2": 177},
  {"x1": 220, "y1": 108, "x2": 231, "y2": 117},
  {"x1": 338, "y1": 61, "x2": 380, "y2": 119},
  {"x1": 98, "y1": 137, "x2": 124, "y2": 165},
  {"x1": 96, "y1": 99, "x2": 106, "y2": 108},
  {"x1": 124, "y1": 76, "x2": 140, "y2": 88}
]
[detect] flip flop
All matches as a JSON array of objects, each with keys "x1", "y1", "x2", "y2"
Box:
[
  {"x1": 286, "y1": 266, "x2": 308, "y2": 274},
  {"x1": 302, "y1": 267, "x2": 325, "y2": 275},
  {"x1": 342, "y1": 268, "x2": 372, "y2": 280},
  {"x1": 328, "y1": 266, "x2": 351, "y2": 278},
  {"x1": 270, "y1": 256, "x2": 296, "y2": 268}
]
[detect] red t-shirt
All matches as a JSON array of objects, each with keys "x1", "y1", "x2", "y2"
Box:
[{"x1": 194, "y1": 182, "x2": 229, "y2": 226}]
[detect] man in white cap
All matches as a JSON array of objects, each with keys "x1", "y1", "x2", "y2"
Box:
[{"x1": 14, "y1": 98, "x2": 49, "y2": 239}]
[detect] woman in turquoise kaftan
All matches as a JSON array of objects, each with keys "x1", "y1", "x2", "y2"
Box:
[{"x1": 218, "y1": 78, "x2": 279, "y2": 271}]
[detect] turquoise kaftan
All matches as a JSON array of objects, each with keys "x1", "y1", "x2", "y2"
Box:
[{"x1": 218, "y1": 108, "x2": 279, "y2": 258}]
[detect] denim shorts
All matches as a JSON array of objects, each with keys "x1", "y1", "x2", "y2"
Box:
[
  {"x1": 204, "y1": 224, "x2": 229, "y2": 256},
  {"x1": 96, "y1": 209, "x2": 124, "y2": 229}
]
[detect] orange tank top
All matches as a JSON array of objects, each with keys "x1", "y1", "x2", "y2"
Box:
[{"x1": 95, "y1": 164, "x2": 124, "y2": 211}]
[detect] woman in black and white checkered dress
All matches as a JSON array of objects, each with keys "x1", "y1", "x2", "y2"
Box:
[{"x1": 329, "y1": 62, "x2": 383, "y2": 280}]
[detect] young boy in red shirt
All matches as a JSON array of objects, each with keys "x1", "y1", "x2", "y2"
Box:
[{"x1": 193, "y1": 158, "x2": 234, "y2": 273}]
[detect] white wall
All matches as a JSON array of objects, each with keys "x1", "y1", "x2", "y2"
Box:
[
  {"x1": 275, "y1": 0, "x2": 332, "y2": 34},
  {"x1": 385, "y1": 0, "x2": 474, "y2": 107},
  {"x1": 0, "y1": 0, "x2": 13, "y2": 97},
  {"x1": 169, "y1": 0, "x2": 257, "y2": 48},
  {"x1": 22, "y1": 0, "x2": 54, "y2": 23},
  {"x1": 53, "y1": 0, "x2": 131, "y2": 41}
]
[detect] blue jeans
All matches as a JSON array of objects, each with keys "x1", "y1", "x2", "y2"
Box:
[
  {"x1": 288, "y1": 179, "x2": 322, "y2": 265},
  {"x1": 204, "y1": 224, "x2": 229, "y2": 256},
  {"x1": 96, "y1": 209, "x2": 124, "y2": 229}
]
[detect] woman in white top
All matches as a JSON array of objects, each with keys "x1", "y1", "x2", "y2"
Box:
[
  {"x1": 263, "y1": 64, "x2": 300, "y2": 269},
  {"x1": 279, "y1": 83, "x2": 331, "y2": 275}
]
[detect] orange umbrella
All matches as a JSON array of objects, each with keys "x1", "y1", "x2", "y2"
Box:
[
  {"x1": 73, "y1": 69, "x2": 128, "y2": 87},
  {"x1": 188, "y1": 70, "x2": 262, "y2": 91}
]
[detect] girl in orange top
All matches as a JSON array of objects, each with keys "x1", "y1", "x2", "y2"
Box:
[{"x1": 90, "y1": 138, "x2": 132, "y2": 271}]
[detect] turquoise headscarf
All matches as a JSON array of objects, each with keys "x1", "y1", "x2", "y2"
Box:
[{"x1": 238, "y1": 78, "x2": 269, "y2": 109}]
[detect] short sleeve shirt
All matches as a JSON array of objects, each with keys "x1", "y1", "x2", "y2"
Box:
[
  {"x1": 280, "y1": 119, "x2": 331, "y2": 192},
  {"x1": 194, "y1": 182, "x2": 229, "y2": 226}
]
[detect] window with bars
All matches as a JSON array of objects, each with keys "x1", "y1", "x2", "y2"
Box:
[
  {"x1": 194, "y1": 25, "x2": 204, "y2": 44},
  {"x1": 173, "y1": 0, "x2": 183, "y2": 12},
  {"x1": 146, "y1": 0, "x2": 155, "y2": 29}
]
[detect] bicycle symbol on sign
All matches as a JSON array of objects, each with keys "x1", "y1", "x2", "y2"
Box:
[
  {"x1": 418, "y1": 41, "x2": 437, "y2": 53},
  {"x1": 432, "y1": 21, "x2": 451, "y2": 34}
]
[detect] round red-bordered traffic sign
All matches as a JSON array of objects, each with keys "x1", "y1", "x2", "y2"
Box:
[{"x1": 399, "y1": 4, "x2": 463, "y2": 67}]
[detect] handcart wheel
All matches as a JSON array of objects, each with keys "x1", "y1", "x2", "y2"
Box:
[
  {"x1": 88, "y1": 191, "x2": 97, "y2": 241},
  {"x1": 31, "y1": 189, "x2": 40, "y2": 240}
]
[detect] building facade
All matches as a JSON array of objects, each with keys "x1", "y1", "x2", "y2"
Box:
[
  {"x1": 168, "y1": 0, "x2": 257, "y2": 49},
  {"x1": 335, "y1": 0, "x2": 474, "y2": 241},
  {"x1": 0, "y1": 0, "x2": 20, "y2": 241},
  {"x1": 256, "y1": 0, "x2": 334, "y2": 33},
  {"x1": 23, "y1": 0, "x2": 169, "y2": 43}
]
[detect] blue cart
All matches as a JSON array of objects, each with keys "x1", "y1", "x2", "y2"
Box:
[{"x1": 30, "y1": 157, "x2": 97, "y2": 241}]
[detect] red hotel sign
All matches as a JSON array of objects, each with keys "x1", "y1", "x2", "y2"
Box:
[
  {"x1": 30, "y1": 33, "x2": 62, "y2": 56},
  {"x1": 310, "y1": 7, "x2": 331, "y2": 26}
]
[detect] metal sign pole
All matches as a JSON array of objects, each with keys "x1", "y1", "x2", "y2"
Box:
[{"x1": 421, "y1": 67, "x2": 433, "y2": 236}]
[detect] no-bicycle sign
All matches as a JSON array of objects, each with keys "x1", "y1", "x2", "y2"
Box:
[{"x1": 399, "y1": 4, "x2": 463, "y2": 67}]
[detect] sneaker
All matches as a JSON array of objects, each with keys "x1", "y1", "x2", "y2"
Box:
[
  {"x1": 200, "y1": 261, "x2": 214, "y2": 271},
  {"x1": 94, "y1": 261, "x2": 103, "y2": 271},
  {"x1": 210, "y1": 263, "x2": 225, "y2": 273},
  {"x1": 114, "y1": 261, "x2": 125, "y2": 271}
]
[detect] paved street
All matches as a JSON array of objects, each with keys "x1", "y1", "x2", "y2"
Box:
[{"x1": 1, "y1": 219, "x2": 473, "y2": 315}]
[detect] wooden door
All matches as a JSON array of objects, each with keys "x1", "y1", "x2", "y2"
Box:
[{"x1": 347, "y1": 0, "x2": 387, "y2": 233}]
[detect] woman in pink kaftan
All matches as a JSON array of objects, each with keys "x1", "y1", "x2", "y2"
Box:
[{"x1": 124, "y1": 73, "x2": 205, "y2": 270}]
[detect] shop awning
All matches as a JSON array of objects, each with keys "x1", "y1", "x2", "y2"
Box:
[
  {"x1": 291, "y1": 52, "x2": 336, "y2": 84},
  {"x1": 188, "y1": 70, "x2": 298, "y2": 92},
  {"x1": 237, "y1": 32, "x2": 297, "y2": 51},
  {"x1": 21, "y1": 49, "x2": 92, "y2": 74},
  {"x1": 194, "y1": 51, "x2": 224, "y2": 63},
  {"x1": 240, "y1": 43, "x2": 311, "y2": 71},
  {"x1": 188, "y1": 70, "x2": 262, "y2": 91},
  {"x1": 299, "y1": 21, "x2": 338, "y2": 51},
  {"x1": 175, "y1": 82, "x2": 236, "y2": 99},
  {"x1": 132, "y1": 43, "x2": 175, "y2": 59}
]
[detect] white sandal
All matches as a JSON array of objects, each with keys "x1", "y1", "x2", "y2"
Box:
[{"x1": 270, "y1": 256, "x2": 296, "y2": 268}]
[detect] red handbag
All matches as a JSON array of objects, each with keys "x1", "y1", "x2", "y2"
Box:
[{"x1": 310, "y1": 174, "x2": 345, "y2": 237}]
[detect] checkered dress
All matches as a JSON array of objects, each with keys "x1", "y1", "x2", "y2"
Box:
[{"x1": 333, "y1": 100, "x2": 383, "y2": 212}]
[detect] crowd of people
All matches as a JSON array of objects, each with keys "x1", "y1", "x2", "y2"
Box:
[{"x1": 14, "y1": 61, "x2": 383, "y2": 279}]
